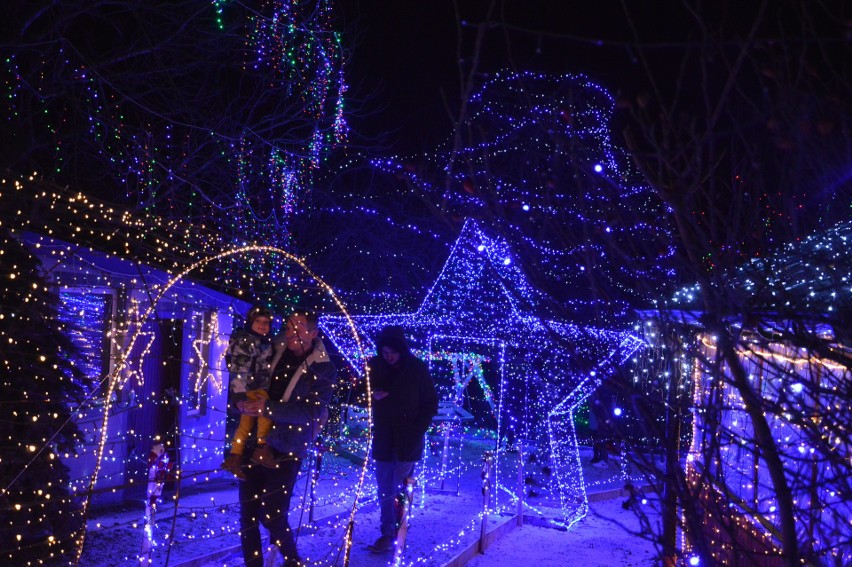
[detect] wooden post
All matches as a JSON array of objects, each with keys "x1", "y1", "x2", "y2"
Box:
[
  {"x1": 516, "y1": 443, "x2": 524, "y2": 527},
  {"x1": 478, "y1": 451, "x2": 493, "y2": 554},
  {"x1": 343, "y1": 519, "x2": 354, "y2": 567},
  {"x1": 392, "y1": 477, "x2": 417, "y2": 566},
  {"x1": 439, "y1": 420, "x2": 452, "y2": 490},
  {"x1": 308, "y1": 446, "x2": 323, "y2": 523}
]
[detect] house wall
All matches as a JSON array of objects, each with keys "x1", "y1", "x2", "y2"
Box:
[
  {"x1": 23, "y1": 232, "x2": 248, "y2": 507},
  {"x1": 687, "y1": 336, "x2": 851, "y2": 564},
  {"x1": 178, "y1": 310, "x2": 233, "y2": 487}
]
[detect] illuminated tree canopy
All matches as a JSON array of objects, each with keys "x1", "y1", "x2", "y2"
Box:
[{"x1": 2, "y1": 0, "x2": 347, "y2": 244}]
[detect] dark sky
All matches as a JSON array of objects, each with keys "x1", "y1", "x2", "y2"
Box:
[
  {"x1": 337, "y1": 0, "x2": 652, "y2": 156},
  {"x1": 336, "y1": 1, "x2": 850, "y2": 157}
]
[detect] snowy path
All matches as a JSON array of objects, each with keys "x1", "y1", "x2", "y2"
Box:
[
  {"x1": 465, "y1": 498, "x2": 658, "y2": 567},
  {"x1": 79, "y1": 440, "x2": 660, "y2": 566}
]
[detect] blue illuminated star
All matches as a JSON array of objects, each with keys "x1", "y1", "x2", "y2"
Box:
[{"x1": 322, "y1": 219, "x2": 644, "y2": 526}]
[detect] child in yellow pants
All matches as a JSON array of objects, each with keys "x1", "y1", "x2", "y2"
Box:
[{"x1": 221, "y1": 306, "x2": 274, "y2": 479}]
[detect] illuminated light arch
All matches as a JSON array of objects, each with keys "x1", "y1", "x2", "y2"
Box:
[
  {"x1": 3, "y1": 180, "x2": 383, "y2": 564},
  {"x1": 70, "y1": 244, "x2": 370, "y2": 564}
]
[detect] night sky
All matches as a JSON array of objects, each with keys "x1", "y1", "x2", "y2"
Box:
[
  {"x1": 336, "y1": 1, "x2": 849, "y2": 158},
  {"x1": 337, "y1": 0, "x2": 658, "y2": 156}
]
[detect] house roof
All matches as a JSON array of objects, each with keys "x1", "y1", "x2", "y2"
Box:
[
  {"x1": 0, "y1": 175, "x2": 312, "y2": 308},
  {"x1": 671, "y1": 220, "x2": 852, "y2": 319},
  {"x1": 2, "y1": 176, "x2": 227, "y2": 277}
]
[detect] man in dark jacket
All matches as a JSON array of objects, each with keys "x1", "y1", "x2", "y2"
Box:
[
  {"x1": 236, "y1": 312, "x2": 336, "y2": 567},
  {"x1": 367, "y1": 325, "x2": 438, "y2": 553}
]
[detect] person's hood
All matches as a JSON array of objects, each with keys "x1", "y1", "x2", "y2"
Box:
[{"x1": 374, "y1": 325, "x2": 412, "y2": 357}]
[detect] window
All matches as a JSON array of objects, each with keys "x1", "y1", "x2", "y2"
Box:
[{"x1": 57, "y1": 291, "x2": 112, "y2": 396}]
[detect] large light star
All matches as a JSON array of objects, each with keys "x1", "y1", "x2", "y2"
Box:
[{"x1": 322, "y1": 219, "x2": 644, "y2": 526}]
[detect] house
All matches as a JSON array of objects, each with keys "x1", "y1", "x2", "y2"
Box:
[
  {"x1": 664, "y1": 221, "x2": 852, "y2": 564},
  {"x1": 4, "y1": 179, "x2": 253, "y2": 507}
]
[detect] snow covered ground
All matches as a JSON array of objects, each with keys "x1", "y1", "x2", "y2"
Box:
[
  {"x1": 79, "y1": 437, "x2": 660, "y2": 566},
  {"x1": 465, "y1": 498, "x2": 658, "y2": 567}
]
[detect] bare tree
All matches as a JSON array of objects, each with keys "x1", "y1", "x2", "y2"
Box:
[
  {"x1": 617, "y1": 2, "x2": 851, "y2": 565},
  {"x1": 2, "y1": 0, "x2": 348, "y2": 245},
  {"x1": 393, "y1": 0, "x2": 852, "y2": 564}
]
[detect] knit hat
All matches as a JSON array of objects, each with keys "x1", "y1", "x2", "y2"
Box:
[
  {"x1": 246, "y1": 305, "x2": 273, "y2": 326},
  {"x1": 375, "y1": 325, "x2": 409, "y2": 354}
]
